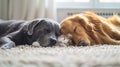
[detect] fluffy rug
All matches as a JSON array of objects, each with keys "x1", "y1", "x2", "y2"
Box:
[{"x1": 0, "y1": 45, "x2": 120, "y2": 67}]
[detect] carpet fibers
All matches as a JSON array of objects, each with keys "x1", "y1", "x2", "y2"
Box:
[{"x1": 0, "y1": 45, "x2": 120, "y2": 67}]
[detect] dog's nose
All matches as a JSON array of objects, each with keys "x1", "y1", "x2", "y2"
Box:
[
  {"x1": 78, "y1": 40, "x2": 88, "y2": 46},
  {"x1": 50, "y1": 38, "x2": 57, "y2": 46}
]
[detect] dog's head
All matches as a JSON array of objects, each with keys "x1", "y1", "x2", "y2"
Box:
[
  {"x1": 26, "y1": 19, "x2": 60, "y2": 47},
  {"x1": 60, "y1": 14, "x2": 91, "y2": 46},
  {"x1": 60, "y1": 21, "x2": 90, "y2": 46}
]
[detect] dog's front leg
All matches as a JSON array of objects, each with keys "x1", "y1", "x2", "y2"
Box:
[{"x1": 0, "y1": 37, "x2": 15, "y2": 49}]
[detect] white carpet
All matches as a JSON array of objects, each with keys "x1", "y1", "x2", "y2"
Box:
[{"x1": 0, "y1": 45, "x2": 120, "y2": 67}]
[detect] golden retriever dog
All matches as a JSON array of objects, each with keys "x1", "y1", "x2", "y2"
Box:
[{"x1": 60, "y1": 12, "x2": 120, "y2": 46}]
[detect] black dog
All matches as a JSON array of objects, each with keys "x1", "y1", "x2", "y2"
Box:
[{"x1": 0, "y1": 19, "x2": 60, "y2": 49}]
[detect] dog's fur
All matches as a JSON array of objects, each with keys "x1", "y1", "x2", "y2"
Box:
[
  {"x1": 0, "y1": 19, "x2": 60, "y2": 49},
  {"x1": 60, "y1": 12, "x2": 120, "y2": 46}
]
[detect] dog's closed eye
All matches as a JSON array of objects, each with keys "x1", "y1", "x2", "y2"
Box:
[
  {"x1": 44, "y1": 29, "x2": 51, "y2": 33},
  {"x1": 73, "y1": 26, "x2": 77, "y2": 33}
]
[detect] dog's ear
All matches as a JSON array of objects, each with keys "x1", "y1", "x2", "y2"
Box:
[
  {"x1": 54, "y1": 23, "x2": 61, "y2": 36},
  {"x1": 27, "y1": 20, "x2": 40, "y2": 35},
  {"x1": 77, "y1": 16, "x2": 93, "y2": 31}
]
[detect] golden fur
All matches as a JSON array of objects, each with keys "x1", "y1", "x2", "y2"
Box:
[{"x1": 60, "y1": 12, "x2": 120, "y2": 46}]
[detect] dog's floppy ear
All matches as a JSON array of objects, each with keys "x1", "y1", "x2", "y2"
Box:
[
  {"x1": 27, "y1": 20, "x2": 40, "y2": 35},
  {"x1": 77, "y1": 16, "x2": 93, "y2": 31},
  {"x1": 55, "y1": 24, "x2": 61, "y2": 36}
]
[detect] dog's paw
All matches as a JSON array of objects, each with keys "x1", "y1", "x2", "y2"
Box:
[
  {"x1": 57, "y1": 35, "x2": 72, "y2": 47},
  {"x1": 0, "y1": 42, "x2": 15, "y2": 49}
]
